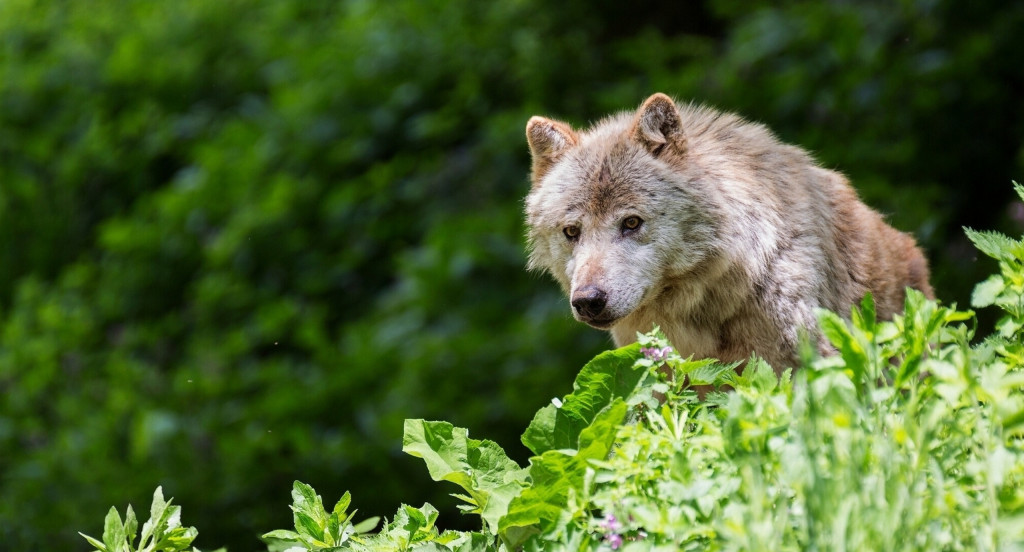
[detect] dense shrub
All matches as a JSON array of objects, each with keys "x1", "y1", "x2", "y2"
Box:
[
  {"x1": 81, "y1": 216, "x2": 1024, "y2": 550},
  {"x1": 2, "y1": 0, "x2": 1023, "y2": 549}
]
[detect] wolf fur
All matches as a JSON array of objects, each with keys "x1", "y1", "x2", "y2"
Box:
[{"x1": 524, "y1": 93, "x2": 933, "y2": 369}]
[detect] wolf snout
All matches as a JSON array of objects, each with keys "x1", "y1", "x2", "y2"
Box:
[{"x1": 571, "y1": 286, "x2": 609, "y2": 322}]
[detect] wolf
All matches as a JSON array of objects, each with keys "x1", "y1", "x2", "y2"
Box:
[{"x1": 524, "y1": 93, "x2": 933, "y2": 369}]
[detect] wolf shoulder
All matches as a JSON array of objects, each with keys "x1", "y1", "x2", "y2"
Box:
[
  {"x1": 668, "y1": 102, "x2": 934, "y2": 308},
  {"x1": 523, "y1": 94, "x2": 932, "y2": 368}
]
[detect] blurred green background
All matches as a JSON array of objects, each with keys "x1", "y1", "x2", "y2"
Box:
[{"x1": 1, "y1": 0, "x2": 1022, "y2": 549}]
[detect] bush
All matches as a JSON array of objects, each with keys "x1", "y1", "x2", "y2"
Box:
[{"x1": 81, "y1": 206, "x2": 1024, "y2": 550}]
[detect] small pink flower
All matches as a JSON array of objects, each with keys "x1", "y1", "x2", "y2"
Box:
[
  {"x1": 641, "y1": 346, "x2": 673, "y2": 362},
  {"x1": 599, "y1": 514, "x2": 621, "y2": 532},
  {"x1": 598, "y1": 514, "x2": 624, "y2": 549}
]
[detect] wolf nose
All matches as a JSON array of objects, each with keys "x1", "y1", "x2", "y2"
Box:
[{"x1": 571, "y1": 287, "x2": 608, "y2": 319}]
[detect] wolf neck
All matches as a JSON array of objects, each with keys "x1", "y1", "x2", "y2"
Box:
[
  {"x1": 609, "y1": 251, "x2": 755, "y2": 360},
  {"x1": 606, "y1": 166, "x2": 794, "y2": 364}
]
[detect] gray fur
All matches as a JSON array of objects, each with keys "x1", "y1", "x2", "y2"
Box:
[{"x1": 525, "y1": 94, "x2": 933, "y2": 369}]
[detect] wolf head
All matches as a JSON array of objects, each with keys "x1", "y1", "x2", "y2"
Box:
[{"x1": 524, "y1": 93, "x2": 720, "y2": 330}]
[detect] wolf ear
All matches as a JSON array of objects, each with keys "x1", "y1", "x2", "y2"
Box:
[
  {"x1": 631, "y1": 93, "x2": 686, "y2": 157},
  {"x1": 526, "y1": 116, "x2": 578, "y2": 183}
]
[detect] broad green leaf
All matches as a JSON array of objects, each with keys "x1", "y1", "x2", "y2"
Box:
[
  {"x1": 500, "y1": 400, "x2": 628, "y2": 548},
  {"x1": 293, "y1": 481, "x2": 327, "y2": 523},
  {"x1": 290, "y1": 480, "x2": 330, "y2": 542},
  {"x1": 574, "y1": 398, "x2": 627, "y2": 459},
  {"x1": 973, "y1": 275, "x2": 1005, "y2": 308},
  {"x1": 402, "y1": 420, "x2": 528, "y2": 533},
  {"x1": 521, "y1": 343, "x2": 642, "y2": 455}
]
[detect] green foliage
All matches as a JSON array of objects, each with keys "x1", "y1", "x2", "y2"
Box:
[
  {"x1": 79, "y1": 487, "x2": 222, "y2": 552},
  {"x1": 967, "y1": 183, "x2": 1024, "y2": 343},
  {"x1": 402, "y1": 420, "x2": 528, "y2": 534},
  {"x1": 265, "y1": 482, "x2": 487, "y2": 552},
  {"x1": 4, "y1": 1, "x2": 1024, "y2": 549},
  {"x1": 261, "y1": 481, "x2": 379, "y2": 551},
  {"x1": 84, "y1": 221, "x2": 1024, "y2": 549},
  {"x1": 520, "y1": 344, "x2": 644, "y2": 456}
]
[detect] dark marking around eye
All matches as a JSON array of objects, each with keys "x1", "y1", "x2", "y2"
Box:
[
  {"x1": 621, "y1": 216, "x2": 643, "y2": 236},
  {"x1": 563, "y1": 225, "x2": 580, "y2": 242}
]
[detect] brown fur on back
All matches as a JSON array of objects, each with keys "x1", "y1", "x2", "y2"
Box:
[{"x1": 524, "y1": 93, "x2": 933, "y2": 369}]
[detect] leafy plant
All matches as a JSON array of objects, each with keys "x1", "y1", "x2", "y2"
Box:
[
  {"x1": 261, "y1": 481, "x2": 379, "y2": 551},
  {"x1": 79, "y1": 487, "x2": 222, "y2": 552},
  {"x1": 263, "y1": 481, "x2": 489, "y2": 552},
  {"x1": 84, "y1": 208, "x2": 1024, "y2": 550}
]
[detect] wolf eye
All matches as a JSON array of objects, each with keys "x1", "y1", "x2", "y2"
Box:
[
  {"x1": 563, "y1": 225, "x2": 580, "y2": 241},
  {"x1": 621, "y1": 216, "x2": 643, "y2": 234}
]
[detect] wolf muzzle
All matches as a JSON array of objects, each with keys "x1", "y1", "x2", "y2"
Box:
[{"x1": 571, "y1": 286, "x2": 614, "y2": 327}]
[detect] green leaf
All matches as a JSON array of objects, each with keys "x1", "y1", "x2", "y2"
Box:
[
  {"x1": 333, "y1": 491, "x2": 352, "y2": 517},
  {"x1": 500, "y1": 400, "x2": 628, "y2": 548},
  {"x1": 574, "y1": 398, "x2": 627, "y2": 460},
  {"x1": 154, "y1": 526, "x2": 198, "y2": 551},
  {"x1": 292, "y1": 481, "x2": 326, "y2": 522},
  {"x1": 79, "y1": 532, "x2": 108, "y2": 552},
  {"x1": 817, "y1": 309, "x2": 869, "y2": 381},
  {"x1": 964, "y1": 227, "x2": 1024, "y2": 263},
  {"x1": 290, "y1": 480, "x2": 329, "y2": 541},
  {"x1": 389, "y1": 503, "x2": 440, "y2": 545},
  {"x1": 1001, "y1": 405, "x2": 1024, "y2": 436},
  {"x1": 123, "y1": 505, "x2": 138, "y2": 548},
  {"x1": 140, "y1": 486, "x2": 167, "y2": 545},
  {"x1": 402, "y1": 419, "x2": 528, "y2": 534},
  {"x1": 261, "y1": 528, "x2": 302, "y2": 541},
  {"x1": 728, "y1": 357, "x2": 780, "y2": 393},
  {"x1": 352, "y1": 516, "x2": 380, "y2": 534},
  {"x1": 102, "y1": 506, "x2": 125, "y2": 552},
  {"x1": 973, "y1": 275, "x2": 1006, "y2": 308},
  {"x1": 447, "y1": 531, "x2": 496, "y2": 552},
  {"x1": 687, "y1": 359, "x2": 740, "y2": 386},
  {"x1": 327, "y1": 511, "x2": 341, "y2": 544},
  {"x1": 521, "y1": 343, "x2": 642, "y2": 455},
  {"x1": 851, "y1": 292, "x2": 876, "y2": 335},
  {"x1": 294, "y1": 510, "x2": 325, "y2": 541}
]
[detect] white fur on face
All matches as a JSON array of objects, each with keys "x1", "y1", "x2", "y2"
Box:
[
  {"x1": 526, "y1": 136, "x2": 716, "y2": 329},
  {"x1": 526, "y1": 95, "x2": 933, "y2": 367}
]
